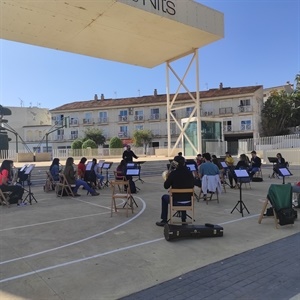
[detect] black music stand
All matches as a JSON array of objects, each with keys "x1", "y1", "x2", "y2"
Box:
[
  {"x1": 220, "y1": 161, "x2": 231, "y2": 188},
  {"x1": 231, "y1": 169, "x2": 250, "y2": 217},
  {"x1": 268, "y1": 157, "x2": 278, "y2": 178},
  {"x1": 123, "y1": 169, "x2": 139, "y2": 207},
  {"x1": 278, "y1": 167, "x2": 292, "y2": 184},
  {"x1": 23, "y1": 164, "x2": 37, "y2": 204},
  {"x1": 126, "y1": 168, "x2": 141, "y2": 193},
  {"x1": 134, "y1": 161, "x2": 146, "y2": 183},
  {"x1": 102, "y1": 162, "x2": 113, "y2": 187}
]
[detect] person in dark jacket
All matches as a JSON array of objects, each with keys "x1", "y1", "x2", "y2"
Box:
[
  {"x1": 156, "y1": 155, "x2": 194, "y2": 226},
  {"x1": 272, "y1": 153, "x2": 287, "y2": 177},
  {"x1": 122, "y1": 145, "x2": 138, "y2": 163},
  {"x1": 248, "y1": 151, "x2": 261, "y2": 178}
]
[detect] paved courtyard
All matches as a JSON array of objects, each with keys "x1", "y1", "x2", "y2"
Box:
[{"x1": 0, "y1": 160, "x2": 299, "y2": 300}]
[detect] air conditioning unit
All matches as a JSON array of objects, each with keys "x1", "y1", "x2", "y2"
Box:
[
  {"x1": 240, "y1": 106, "x2": 245, "y2": 112},
  {"x1": 204, "y1": 112, "x2": 208, "y2": 116}
]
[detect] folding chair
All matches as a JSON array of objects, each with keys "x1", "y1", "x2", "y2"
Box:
[
  {"x1": 258, "y1": 183, "x2": 294, "y2": 228},
  {"x1": 252, "y1": 168, "x2": 263, "y2": 181},
  {"x1": 44, "y1": 171, "x2": 57, "y2": 192},
  {"x1": 55, "y1": 174, "x2": 75, "y2": 197},
  {"x1": 0, "y1": 189, "x2": 11, "y2": 207},
  {"x1": 113, "y1": 171, "x2": 126, "y2": 192},
  {"x1": 198, "y1": 175, "x2": 222, "y2": 204},
  {"x1": 110, "y1": 179, "x2": 134, "y2": 217},
  {"x1": 169, "y1": 188, "x2": 194, "y2": 225}
]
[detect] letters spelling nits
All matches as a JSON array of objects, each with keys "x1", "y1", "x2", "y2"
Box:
[{"x1": 132, "y1": 0, "x2": 176, "y2": 16}]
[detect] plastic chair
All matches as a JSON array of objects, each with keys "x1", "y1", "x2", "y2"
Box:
[
  {"x1": 258, "y1": 183, "x2": 294, "y2": 228},
  {"x1": 169, "y1": 188, "x2": 194, "y2": 225}
]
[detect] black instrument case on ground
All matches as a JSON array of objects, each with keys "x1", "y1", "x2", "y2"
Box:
[{"x1": 164, "y1": 223, "x2": 224, "y2": 241}]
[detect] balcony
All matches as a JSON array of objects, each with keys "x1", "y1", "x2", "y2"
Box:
[
  {"x1": 241, "y1": 124, "x2": 252, "y2": 131},
  {"x1": 54, "y1": 120, "x2": 64, "y2": 126},
  {"x1": 118, "y1": 115, "x2": 128, "y2": 122},
  {"x1": 55, "y1": 135, "x2": 65, "y2": 141},
  {"x1": 69, "y1": 119, "x2": 79, "y2": 126},
  {"x1": 98, "y1": 117, "x2": 108, "y2": 124},
  {"x1": 238, "y1": 105, "x2": 252, "y2": 113},
  {"x1": 118, "y1": 131, "x2": 128, "y2": 138},
  {"x1": 149, "y1": 113, "x2": 160, "y2": 121},
  {"x1": 70, "y1": 134, "x2": 78, "y2": 140},
  {"x1": 202, "y1": 111, "x2": 214, "y2": 117},
  {"x1": 219, "y1": 107, "x2": 233, "y2": 115},
  {"x1": 151, "y1": 129, "x2": 160, "y2": 136},
  {"x1": 83, "y1": 118, "x2": 94, "y2": 125},
  {"x1": 223, "y1": 125, "x2": 232, "y2": 132},
  {"x1": 134, "y1": 115, "x2": 144, "y2": 122}
]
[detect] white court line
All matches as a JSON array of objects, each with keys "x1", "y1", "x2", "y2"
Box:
[
  {"x1": 0, "y1": 196, "x2": 146, "y2": 265},
  {"x1": 0, "y1": 213, "x2": 259, "y2": 283},
  {"x1": 0, "y1": 211, "x2": 110, "y2": 232}
]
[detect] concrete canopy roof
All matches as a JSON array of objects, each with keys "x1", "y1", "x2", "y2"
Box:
[{"x1": 0, "y1": 0, "x2": 224, "y2": 68}]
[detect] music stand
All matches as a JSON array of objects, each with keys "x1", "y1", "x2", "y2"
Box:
[
  {"x1": 102, "y1": 162, "x2": 113, "y2": 187},
  {"x1": 125, "y1": 169, "x2": 140, "y2": 206},
  {"x1": 23, "y1": 164, "x2": 37, "y2": 204},
  {"x1": 278, "y1": 167, "x2": 292, "y2": 184},
  {"x1": 134, "y1": 161, "x2": 146, "y2": 183},
  {"x1": 231, "y1": 169, "x2": 250, "y2": 217},
  {"x1": 268, "y1": 157, "x2": 278, "y2": 178}
]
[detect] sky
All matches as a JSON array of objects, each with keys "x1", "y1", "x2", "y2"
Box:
[{"x1": 0, "y1": 0, "x2": 299, "y2": 110}]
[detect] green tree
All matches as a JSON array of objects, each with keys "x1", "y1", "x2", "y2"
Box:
[
  {"x1": 83, "y1": 128, "x2": 106, "y2": 146},
  {"x1": 261, "y1": 89, "x2": 300, "y2": 136},
  {"x1": 109, "y1": 136, "x2": 123, "y2": 148},
  {"x1": 133, "y1": 129, "x2": 153, "y2": 154},
  {"x1": 82, "y1": 139, "x2": 97, "y2": 149},
  {"x1": 71, "y1": 139, "x2": 83, "y2": 149}
]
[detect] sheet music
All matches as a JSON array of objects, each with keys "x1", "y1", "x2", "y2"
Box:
[
  {"x1": 234, "y1": 169, "x2": 249, "y2": 177},
  {"x1": 127, "y1": 163, "x2": 135, "y2": 168},
  {"x1": 220, "y1": 162, "x2": 227, "y2": 168},
  {"x1": 126, "y1": 169, "x2": 139, "y2": 176},
  {"x1": 20, "y1": 165, "x2": 28, "y2": 172},
  {"x1": 103, "y1": 163, "x2": 110, "y2": 169},
  {"x1": 86, "y1": 161, "x2": 93, "y2": 171},
  {"x1": 186, "y1": 164, "x2": 196, "y2": 172},
  {"x1": 279, "y1": 168, "x2": 291, "y2": 176},
  {"x1": 24, "y1": 164, "x2": 35, "y2": 174}
]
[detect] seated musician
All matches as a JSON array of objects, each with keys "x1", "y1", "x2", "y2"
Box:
[
  {"x1": 229, "y1": 154, "x2": 250, "y2": 188},
  {"x1": 77, "y1": 157, "x2": 87, "y2": 179},
  {"x1": 63, "y1": 157, "x2": 99, "y2": 197},
  {"x1": 248, "y1": 150, "x2": 262, "y2": 179},
  {"x1": 156, "y1": 155, "x2": 194, "y2": 227},
  {"x1": 0, "y1": 160, "x2": 25, "y2": 205},
  {"x1": 49, "y1": 158, "x2": 61, "y2": 181},
  {"x1": 199, "y1": 153, "x2": 221, "y2": 198},
  {"x1": 272, "y1": 153, "x2": 287, "y2": 177},
  {"x1": 115, "y1": 160, "x2": 127, "y2": 180},
  {"x1": 91, "y1": 158, "x2": 104, "y2": 188}
]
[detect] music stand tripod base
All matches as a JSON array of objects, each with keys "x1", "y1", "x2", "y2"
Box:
[
  {"x1": 22, "y1": 164, "x2": 38, "y2": 205},
  {"x1": 231, "y1": 170, "x2": 250, "y2": 217}
]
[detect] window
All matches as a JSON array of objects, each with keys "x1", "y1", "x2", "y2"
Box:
[
  {"x1": 150, "y1": 108, "x2": 159, "y2": 120},
  {"x1": 71, "y1": 130, "x2": 78, "y2": 139},
  {"x1": 240, "y1": 99, "x2": 250, "y2": 106},
  {"x1": 223, "y1": 120, "x2": 232, "y2": 132},
  {"x1": 134, "y1": 110, "x2": 144, "y2": 121},
  {"x1": 186, "y1": 107, "x2": 194, "y2": 117},
  {"x1": 241, "y1": 120, "x2": 251, "y2": 131},
  {"x1": 99, "y1": 111, "x2": 108, "y2": 123},
  {"x1": 119, "y1": 110, "x2": 128, "y2": 121},
  {"x1": 84, "y1": 112, "x2": 93, "y2": 124},
  {"x1": 119, "y1": 126, "x2": 128, "y2": 137},
  {"x1": 135, "y1": 125, "x2": 143, "y2": 131}
]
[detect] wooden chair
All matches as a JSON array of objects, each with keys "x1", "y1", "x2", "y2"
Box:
[
  {"x1": 0, "y1": 189, "x2": 11, "y2": 207},
  {"x1": 110, "y1": 179, "x2": 134, "y2": 217},
  {"x1": 113, "y1": 171, "x2": 126, "y2": 192},
  {"x1": 55, "y1": 174, "x2": 75, "y2": 197},
  {"x1": 198, "y1": 175, "x2": 222, "y2": 205},
  {"x1": 169, "y1": 188, "x2": 194, "y2": 225},
  {"x1": 198, "y1": 189, "x2": 219, "y2": 204},
  {"x1": 253, "y1": 168, "x2": 263, "y2": 180},
  {"x1": 44, "y1": 171, "x2": 57, "y2": 192}
]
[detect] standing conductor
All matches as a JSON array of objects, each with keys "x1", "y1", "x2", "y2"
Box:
[{"x1": 122, "y1": 145, "x2": 138, "y2": 163}]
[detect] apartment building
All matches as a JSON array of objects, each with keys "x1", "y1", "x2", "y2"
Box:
[{"x1": 49, "y1": 84, "x2": 264, "y2": 155}]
